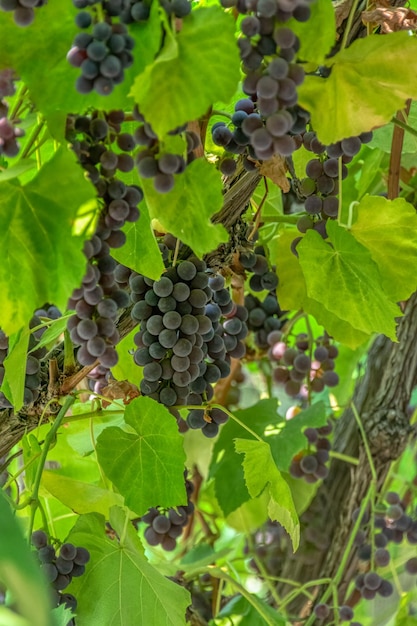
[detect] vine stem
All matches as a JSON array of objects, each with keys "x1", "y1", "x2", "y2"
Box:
[
  {"x1": 208, "y1": 403, "x2": 264, "y2": 442},
  {"x1": 339, "y1": 0, "x2": 362, "y2": 51},
  {"x1": 351, "y1": 402, "x2": 377, "y2": 481},
  {"x1": 278, "y1": 577, "x2": 333, "y2": 611},
  {"x1": 27, "y1": 395, "x2": 75, "y2": 540},
  {"x1": 185, "y1": 567, "x2": 277, "y2": 626},
  {"x1": 329, "y1": 451, "x2": 359, "y2": 466},
  {"x1": 246, "y1": 533, "x2": 283, "y2": 607}
]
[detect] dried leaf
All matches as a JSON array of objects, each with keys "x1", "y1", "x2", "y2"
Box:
[
  {"x1": 362, "y1": 6, "x2": 417, "y2": 32},
  {"x1": 101, "y1": 380, "x2": 140, "y2": 407},
  {"x1": 258, "y1": 155, "x2": 290, "y2": 192}
]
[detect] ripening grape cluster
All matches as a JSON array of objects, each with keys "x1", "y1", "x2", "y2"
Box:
[
  {"x1": 126, "y1": 254, "x2": 247, "y2": 437},
  {"x1": 31, "y1": 530, "x2": 90, "y2": 621},
  {"x1": 0, "y1": 307, "x2": 61, "y2": 410},
  {"x1": 239, "y1": 247, "x2": 285, "y2": 350},
  {"x1": 289, "y1": 421, "x2": 332, "y2": 482},
  {"x1": 0, "y1": 0, "x2": 45, "y2": 26},
  {"x1": 291, "y1": 129, "x2": 373, "y2": 252},
  {"x1": 246, "y1": 520, "x2": 288, "y2": 577},
  {"x1": 66, "y1": 111, "x2": 142, "y2": 369},
  {"x1": 268, "y1": 330, "x2": 339, "y2": 397},
  {"x1": 352, "y1": 491, "x2": 417, "y2": 600},
  {"x1": 0, "y1": 69, "x2": 24, "y2": 158},
  {"x1": 313, "y1": 602, "x2": 360, "y2": 624},
  {"x1": 140, "y1": 474, "x2": 194, "y2": 551},
  {"x1": 134, "y1": 106, "x2": 201, "y2": 193},
  {"x1": 212, "y1": 0, "x2": 313, "y2": 174}
]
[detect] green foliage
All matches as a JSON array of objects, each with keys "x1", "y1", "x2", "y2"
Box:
[
  {"x1": 0, "y1": 148, "x2": 94, "y2": 335},
  {"x1": 235, "y1": 439, "x2": 300, "y2": 550},
  {"x1": 299, "y1": 32, "x2": 417, "y2": 144},
  {"x1": 67, "y1": 508, "x2": 191, "y2": 626},
  {"x1": 1, "y1": 327, "x2": 30, "y2": 410},
  {"x1": 0, "y1": 492, "x2": 52, "y2": 626},
  {"x1": 130, "y1": 6, "x2": 240, "y2": 137},
  {"x1": 298, "y1": 221, "x2": 401, "y2": 342},
  {"x1": 288, "y1": 0, "x2": 335, "y2": 64},
  {"x1": 140, "y1": 158, "x2": 228, "y2": 257},
  {"x1": 96, "y1": 397, "x2": 187, "y2": 515}
]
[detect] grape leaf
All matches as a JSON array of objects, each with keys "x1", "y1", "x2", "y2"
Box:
[
  {"x1": 235, "y1": 439, "x2": 300, "y2": 550},
  {"x1": 112, "y1": 327, "x2": 143, "y2": 387},
  {"x1": 140, "y1": 158, "x2": 228, "y2": 258},
  {"x1": 298, "y1": 32, "x2": 417, "y2": 144},
  {"x1": 288, "y1": 0, "x2": 335, "y2": 64},
  {"x1": 0, "y1": 491, "x2": 52, "y2": 626},
  {"x1": 1, "y1": 327, "x2": 30, "y2": 410},
  {"x1": 0, "y1": 0, "x2": 162, "y2": 126},
  {"x1": 41, "y1": 472, "x2": 125, "y2": 517},
  {"x1": 130, "y1": 6, "x2": 240, "y2": 137},
  {"x1": 350, "y1": 196, "x2": 417, "y2": 301},
  {"x1": 219, "y1": 594, "x2": 286, "y2": 626},
  {"x1": 28, "y1": 313, "x2": 73, "y2": 353},
  {"x1": 111, "y1": 202, "x2": 165, "y2": 281},
  {"x1": 297, "y1": 221, "x2": 400, "y2": 340},
  {"x1": 371, "y1": 102, "x2": 417, "y2": 155},
  {"x1": 0, "y1": 148, "x2": 94, "y2": 335},
  {"x1": 96, "y1": 397, "x2": 186, "y2": 515},
  {"x1": 209, "y1": 399, "x2": 280, "y2": 516},
  {"x1": 67, "y1": 508, "x2": 191, "y2": 626}
]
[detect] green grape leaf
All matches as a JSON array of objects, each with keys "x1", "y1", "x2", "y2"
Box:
[
  {"x1": 0, "y1": 0, "x2": 162, "y2": 124},
  {"x1": 371, "y1": 102, "x2": 417, "y2": 154},
  {"x1": 219, "y1": 594, "x2": 287, "y2": 626},
  {"x1": 41, "y1": 471, "x2": 125, "y2": 517},
  {"x1": 297, "y1": 221, "x2": 400, "y2": 340},
  {"x1": 96, "y1": 397, "x2": 186, "y2": 515},
  {"x1": 302, "y1": 297, "x2": 369, "y2": 349},
  {"x1": 130, "y1": 6, "x2": 240, "y2": 137},
  {"x1": 28, "y1": 313, "x2": 74, "y2": 353},
  {"x1": 298, "y1": 32, "x2": 417, "y2": 144},
  {"x1": 1, "y1": 327, "x2": 30, "y2": 410},
  {"x1": 0, "y1": 491, "x2": 52, "y2": 626},
  {"x1": 21, "y1": 434, "x2": 42, "y2": 492},
  {"x1": 140, "y1": 158, "x2": 228, "y2": 257},
  {"x1": 268, "y1": 402, "x2": 328, "y2": 472},
  {"x1": 111, "y1": 202, "x2": 165, "y2": 281},
  {"x1": 288, "y1": 0, "x2": 335, "y2": 64},
  {"x1": 51, "y1": 604, "x2": 75, "y2": 626},
  {"x1": 112, "y1": 327, "x2": 143, "y2": 387},
  {"x1": 0, "y1": 160, "x2": 36, "y2": 183},
  {"x1": 350, "y1": 196, "x2": 417, "y2": 301},
  {"x1": 67, "y1": 508, "x2": 191, "y2": 626},
  {"x1": 235, "y1": 439, "x2": 300, "y2": 551},
  {"x1": 209, "y1": 399, "x2": 280, "y2": 516},
  {"x1": 0, "y1": 148, "x2": 94, "y2": 336}
]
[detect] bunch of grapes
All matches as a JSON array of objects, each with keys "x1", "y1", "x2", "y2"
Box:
[
  {"x1": 313, "y1": 603, "x2": 361, "y2": 624},
  {"x1": 352, "y1": 491, "x2": 417, "y2": 600},
  {"x1": 140, "y1": 475, "x2": 194, "y2": 551},
  {"x1": 246, "y1": 520, "x2": 288, "y2": 577},
  {"x1": 66, "y1": 111, "x2": 142, "y2": 369},
  {"x1": 238, "y1": 247, "x2": 285, "y2": 350},
  {"x1": 268, "y1": 330, "x2": 339, "y2": 397},
  {"x1": 0, "y1": 0, "x2": 46, "y2": 26},
  {"x1": 0, "y1": 69, "x2": 24, "y2": 158},
  {"x1": 67, "y1": 2, "x2": 135, "y2": 96},
  {"x1": 134, "y1": 106, "x2": 201, "y2": 193},
  {"x1": 212, "y1": 0, "x2": 313, "y2": 172},
  {"x1": 291, "y1": 129, "x2": 373, "y2": 253},
  {"x1": 0, "y1": 307, "x2": 60, "y2": 410},
  {"x1": 289, "y1": 421, "x2": 333, "y2": 483},
  {"x1": 31, "y1": 530, "x2": 90, "y2": 621},
  {"x1": 129, "y1": 255, "x2": 247, "y2": 436}
]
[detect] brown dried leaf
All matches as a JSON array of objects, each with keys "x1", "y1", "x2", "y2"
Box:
[
  {"x1": 362, "y1": 6, "x2": 417, "y2": 32},
  {"x1": 258, "y1": 154, "x2": 290, "y2": 192},
  {"x1": 101, "y1": 380, "x2": 140, "y2": 407},
  {"x1": 334, "y1": 0, "x2": 353, "y2": 29}
]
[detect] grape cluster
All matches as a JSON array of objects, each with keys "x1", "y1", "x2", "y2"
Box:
[
  {"x1": 0, "y1": 309, "x2": 57, "y2": 410},
  {"x1": 66, "y1": 112, "x2": 142, "y2": 369},
  {"x1": 212, "y1": 0, "x2": 312, "y2": 172},
  {"x1": 0, "y1": 69, "x2": 24, "y2": 158},
  {"x1": 140, "y1": 475, "x2": 194, "y2": 551},
  {"x1": 134, "y1": 106, "x2": 201, "y2": 193},
  {"x1": 268, "y1": 331, "x2": 339, "y2": 397},
  {"x1": 291, "y1": 129, "x2": 373, "y2": 253},
  {"x1": 130, "y1": 255, "x2": 246, "y2": 436},
  {"x1": 289, "y1": 421, "x2": 333, "y2": 483},
  {"x1": 67, "y1": 10, "x2": 134, "y2": 95},
  {"x1": 0, "y1": 0, "x2": 46, "y2": 26},
  {"x1": 313, "y1": 603, "x2": 360, "y2": 623},
  {"x1": 352, "y1": 491, "x2": 417, "y2": 600},
  {"x1": 238, "y1": 247, "x2": 285, "y2": 350},
  {"x1": 246, "y1": 520, "x2": 288, "y2": 578},
  {"x1": 31, "y1": 530, "x2": 90, "y2": 621}
]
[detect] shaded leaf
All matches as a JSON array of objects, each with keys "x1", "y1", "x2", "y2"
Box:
[
  {"x1": 96, "y1": 397, "x2": 186, "y2": 515},
  {"x1": 298, "y1": 32, "x2": 417, "y2": 144},
  {"x1": 288, "y1": 0, "x2": 336, "y2": 64},
  {"x1": 1, "y1": 327, "x2": 30, "y2": 410}
]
